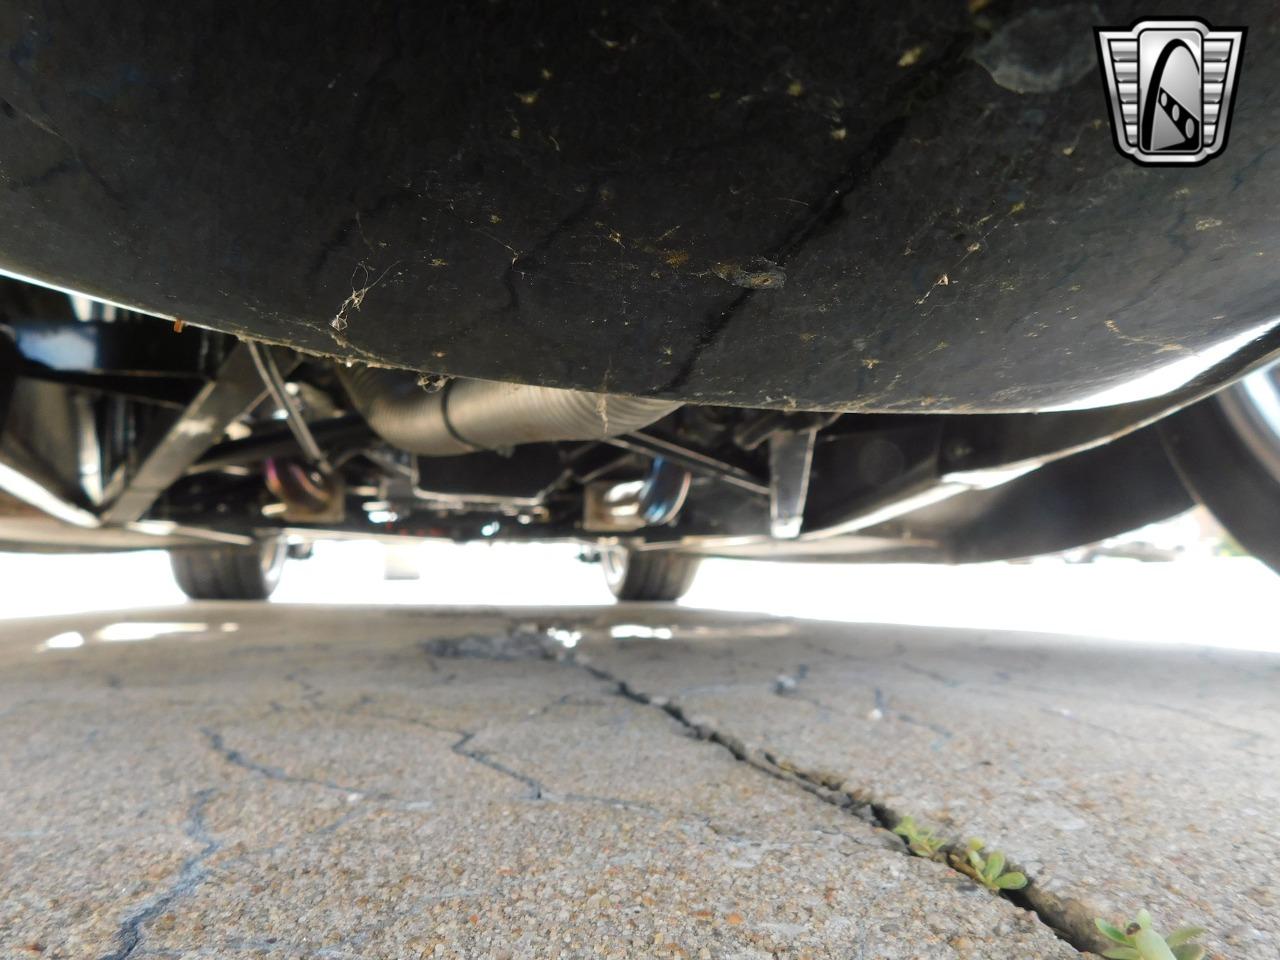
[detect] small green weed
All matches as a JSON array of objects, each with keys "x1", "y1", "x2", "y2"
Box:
[
  {"x1": 952, "y1": 838, "x2": 1027, "y2": 892},
  {"x1": 1095, "y1": 910, "x2": 1205, "y2": 960},
  {"x1": 891, "y1": 815, "x2": 1028, "y2": 897},
  {"x1": 891, "y1": 815, "x2": 945, "y2": 857}
]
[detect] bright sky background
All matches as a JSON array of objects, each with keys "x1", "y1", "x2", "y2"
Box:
[{"x1": 3, "y1": 512, "x2": 1278, "y2": 653}]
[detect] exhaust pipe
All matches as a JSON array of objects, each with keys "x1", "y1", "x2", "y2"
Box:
[{"x1": 337, "y1": 366, "x2": 680, "y2": 456}]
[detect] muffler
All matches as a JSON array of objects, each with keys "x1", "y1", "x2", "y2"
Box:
[{"x1": 337, "y1": 367, "x2": 679, "y2": 456}]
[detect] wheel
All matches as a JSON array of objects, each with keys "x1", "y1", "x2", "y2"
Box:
[
  {"x1": 601, "y1": 547, "x2": 700, "y2": 602},
  {"x1": 1159, "y1": 362, "x2": 1280, "y2": 572},
  {"x1": 169, "y1": 537, "x2": 287, "y2": 600}
]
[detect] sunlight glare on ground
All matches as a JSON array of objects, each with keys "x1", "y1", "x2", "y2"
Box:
[{"x1": 0, "y1": 532, "x2": 1276, "y2": 652}]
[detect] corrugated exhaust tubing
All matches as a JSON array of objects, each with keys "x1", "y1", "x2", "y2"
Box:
[{"x1": 337, "y1": 366, "x2": 681, "y2": 456}]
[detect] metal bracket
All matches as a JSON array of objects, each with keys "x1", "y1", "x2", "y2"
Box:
[
  {"x1": 768, "y1": 428, "x2": 817, "y2": 539},
  {"x1": 101, "y1": 343, "x2": 288, "y2": 524},
  {"x1": 364, "y1": 447, "x2": 419, "y2": 522}
]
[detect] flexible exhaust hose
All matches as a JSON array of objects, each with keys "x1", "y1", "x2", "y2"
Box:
[{"x1": 337, "y1": 366, "x2": 680, "y2": 456}]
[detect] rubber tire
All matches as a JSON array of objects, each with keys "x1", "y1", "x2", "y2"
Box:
[
  {"x1": 1159, "y1": 383, "x2": 1280, "y2": 573},
  {"x1": 602, "y1": 548, "x2": 700, "y2": 602},
  {"x1": 169, "y1": 538, "x2": 287, "y2": 600}
]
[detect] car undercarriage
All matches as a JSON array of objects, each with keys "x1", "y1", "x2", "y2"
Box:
[{"x1": 1, "y1": 1, "x2": 1278, "y2": 600}]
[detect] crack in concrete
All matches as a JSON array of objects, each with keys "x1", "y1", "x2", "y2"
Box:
[
  {"x1": 451, "y1": 730, "x2": 546, "y2": 800},
  {"x1": 283, "y1": 671, "x2": 324, "y2": 706},
  {"x1": 201, "y1": 728, "x2": 375, "y2": 799},
  {"x1": 196, "y1": 631, "x2": 1093, "y2": 953},
  {"x1": 578, "y1": 661, "x2": 879, "y2": 818},
  {"x1": 97, "y1": 789, "x2": 220, "y2": 960},
  {"x1": 393, "y1": 622, "x2": 1160, "y2": 952},
  {"x1": 569, "y1": 654, "x2": 1093, "y2": 955},
  {"x1": 360, "y1": 706, "x2": 666, "y2": 817}
]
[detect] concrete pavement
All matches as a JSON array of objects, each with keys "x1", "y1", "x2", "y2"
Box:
[{"x1": 0, "y1": 605, "x2": 1275, "y2": 959}]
